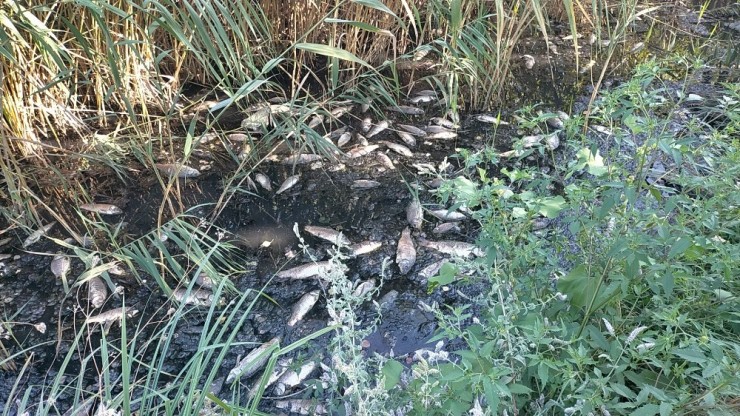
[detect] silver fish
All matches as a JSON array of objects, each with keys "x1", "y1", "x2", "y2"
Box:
[
  {"x1": 330, "y1": 105, "x2": 353, "y2": 118},
  {"x1": 193, "y1": 271, "x2": 215, "y2": 289},
  {"x1": 520, "y1": 135, "x2": 542, "y2": 148},
  {"x1": 413, "y1": 48, "x2": 431, "y2": 61},
  {"x1": 418, "y1": 239, "x2": 484, "y2": 257},
  {"x1": 254, "y1": 173, "x2": 272, "y2": 191},
  {"x1": 433, "y1": 222, "x2": 461, "y2": 234},
  {"x1": 287, "y1": 290, "x2": 320, "y2": 327},
  {"x1": 274, "y1": 361, "x2": 317, "y2": 396},
  {"x1": 346, "y1": 145, "x2": 379, "y2": 158},
  {"x1": 276, "y1": 175, "x2": 300, "y2": 194},
  {"x1": 80, "y1": 203, "x2": 122, "y2": 215},
  {"x1": 424, "y1": 125, "x2": 451, "y2": 134},
  {"x1": 380, "y1": 141, "x2": 413, "y2": 157},
  {"x1": 630, "y1": 42, "x2": 645, "y2": 53},
  {"x1": 396, "y1": 227, "x2": 416, "y2": 275},
  {"x1": 360, "y1": 117, "x2": 372, "y2": 133},
  {"x1": 23, "y1": 221, "x2": 56, "y2": 248},
  {"x1": 418, "y1": 260, "x2": 446, "y2": 281},
  {"x1": 376, "y1": 152, "x2": 395, "y2": 170},
  {"x1": 397, "y1": 124, "x2": 427, "y2": 136},
  {"x1": 352, "y1": 179, "x2": 381, "y2": 189},
  {"x1": 409, "y1": 95, "x2": 435, "y2": 104},
  {"x1": 238, "y1": 143, "x2": 253, "y2": 161},
  {"x1": 172, "y1": 287, "x2": 214, "y2": 306},
  {"x1": 349, "y1": 241, "x2": 382, "y2": 256},
  {"x1": 50, "y1": 253, "x2": 71, "y2": 282},
  {"x1": 241, "y1": 107, "x2": 271, "y2": 131},
  {"x1": 307, "y1": 114, "x2": 324, "y2": 129},
  {"x1": 304, "y1": 225, "x2": 351, "y2": 246},
  {"x1": 86, "y1": 307, "x2": 138, "y2": 324},
  {"x1": 155, "y1": 163, "x2": 200, "y2": 178},
  {"x1": 356, "y1": 134, "x2": 369, "y2": 146},
  {"x1": 430, "y1": 117, "x2": 458, "y2": 129},
  {"x1": 415, "y1": 89, "x2": 437, "y2": 97},
  {"x1": 592, "y1": 125, "x2": 612, "y2": 135},
  {"x1": 248, "y1": 357, "x2": 293, "y2": 399},
  {"x1": 336, "y1": 132, "x2": 352, "y2": 148},
  {"x1": 546, "y1": 116, "x2": 564, "y2": 130},
  {"x1": 276, "y1": 261, "x2": 333, "y2": 280},
  {"x1": 388, "y1": 105, "x2": 424, "y2": 115},
  {"x1": 406, "y1": 199, "x2": 423, "y2": 229},
  {"x1": 281, "y1": 154, "x2": 322, "y2": 165},
  {"x1": 353, "y1": 279, "x2": 376, "y2": 297},
  {"x1": 522, "y1": 54, "x2": 535, "y2": 69},
  {"x1": 88, "y1": 276, "x2": 107, "y2": 308},
  {"x1": 367, "y1": 120, "x2": 391, "y2": 138},
  {"x1": 428, "y1": 131, "x2": 458, "y2": 139},
  {"x1": 475, "y1": 114, "x2": 509, "y2": 125},
  {"x1": 274, "y1": 400, "x2": 327, "y2": 415},
  {"x1": 544, "y1": 133, "x2": 560, "y2": 150},
  {"x1": 226, "y1": 337, "x2": 280, "y2": 383},
  {"x1": 397, "y1": 131, "x2": 417, "y2": 147},
  {"x1": 429, "y1": 209, "x2": 466, "y2": 221},
  {"x1": 228, "y1": 133, "x2": 249, "y2": 142},
  {"x1": 327, "y1": 126, "x2": 348, "y2": 139}
]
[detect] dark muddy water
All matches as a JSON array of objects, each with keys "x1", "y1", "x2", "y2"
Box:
[{"x1": 0, "y1": 2, "x2": 737, "y2": 414}]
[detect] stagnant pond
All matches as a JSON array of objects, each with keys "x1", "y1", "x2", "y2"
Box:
[{"x1": 0, "y1": 2, "x2": 737, "y2": 414}]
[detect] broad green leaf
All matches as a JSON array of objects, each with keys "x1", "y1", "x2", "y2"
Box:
[
  {"x1": 429, "y1": 262, "x2": 458, "y2": 289},
  {"x1": 295, "y1": 43, "x2": 371, "y2": 68},
  {"x1": 537, "y1": 196, "x2": 566, "y2": 218},
  {"x1": 672, "y1": 346, "x2": 707, "y2": 364},
  {"x1": 381, "y1": 359, "x2": 404, "y2": 390},
  {"x1": 508, "y1": 383, "x2": 533, "y2": 395},
  {"x1": 557, "y1": 265, "x2": 596, "y2": 309},
  {"x1": 667, "y1": 237, "x2": 692, "y2": 259},
  {"x1": 631, "y1": 403, "x2": 660, "y2": 416},
  {"x1": 324, "y1": 18, "x2": 381, "y2": 33}
]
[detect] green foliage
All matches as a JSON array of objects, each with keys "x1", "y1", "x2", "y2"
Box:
[{"x1": 396, "y1": 60, "x2": 740, "y2": 415}]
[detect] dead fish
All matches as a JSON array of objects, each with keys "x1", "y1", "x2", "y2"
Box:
[
  {"x1": 360, "y1": 117, "x2": 373, "y2": 133},
  {"x1": 287, "y1": 290, "x2": 320, "y2": 327},
  {"x1": 630, "y1": 42, "x2": 645, "y2": 53},
  {"x1": 275, "y1": 361, "x2": 317, "y2": 396},
  {"x1": 276, "y1": 261, "x2": 333, "y2": 280},
  {"x1": 546, "y1": 116, "x2": 564, "y2": 130},
  {"x1": 228, "y1": 133, "x2": 249, "y2": 142},
  {"x1": 361, "y1": 100, "x2": 371, "y2": 113},
  {"x1": 498, "y1": 149, "x2": 524, "y2": 158},
  {"x1": 580, "y1": 60, "x2": 596, "y2": 74},
  {"x1": 88, "y1": 276, "x2": 107, "y2": 308},
  {"x1": 327, "y1": 126, "x2": 348, "y2": 139},
  {"x1": 418, "y1": 239, "x2": 484, "y2": 257},
  {"x1": 281, "y1": 154, "x2": 322, "y2": 165},
  {"x1": 591, "y1": 125, "x2": 612, "y2": 135},
  {"x1": 544, "y1": 133, "x2": 560, "y2": 150},
  {"x1": 430, "y1": 117, "x2": 458, "y2": 129},
  {"x1": 80, "y1": 203, "x2": 122, "y2": 215},
  {"x1": 415, "y1": 89, "x2": 437, "y2": 97},
  {"x1": 418, "y1": 260, "x2": 446, "y2": 281},
  {"x1": 376, "y1": 152, "x2": 395, "y2": 170},
  {"x1": 409, "y1": 94, "x2": 435, "y2": 104},
  {"x1": 353, "y1": 279, "x2": 376, "y2": 298},
  {"x1": 172, "y1": 287, "x2": 214, "y2": 306},
  {"x1": 155, "y1": 163, "x2": 200, "y2": 178},
  {"x1": 352, "y1": 179, "x2": 381, "y2": 189},
  {"x1": 226, "y1": 337, "x2": 280, "y2": 383},
  {"x1": 429, "y1": 209, "x2": 466, "y2": 221},
  {"x1": 356, "y1": 134, "x2": 369, "y2": 146},
  {"x1": 433, "y1": 222, "x2": 461, "y2": 234},
  {"x1": 367, "y1": 120, "x2": 391, "y2": 138},
  {"x1": 336, "y1": 132, "x2": 352, "y2": 148},
  {"x1": 241, "y1": 107, "x2": 271, "y2": 131},
  {"x1": 238, "y1": 143, "x2": 253, "y2": 161},
  {"x1": 522, "y1": 54, "x2": 535, "y2": 69},
  {"x1": 274, "y1": 400, "x2": 327, "y2": 415},
  {"x1": 23, "y1": 221, "x2": 56, "y2": 248},
  {"x1": 193, "y1": 271, "x2": 215, "y2": 289},
  {"x1": 475, "y1": 114, "x2": 509, "y2": 125},
  {"x1": 304, "y1": 225, "x2": 351, "y2": 246},
  {"x1": 254, "y1": 173, "x2": 272, "y2": 191},
  {"x1": 588, "y1": 33, "x2": 597, "y2": 44},
  {"x1": 396, "y1": 227, "x2": 416, "y2": 275},
  {"x1": 413, "y1": 48, "x2": 431, "y2": 61},
  {"x1": 380, "y1": 141, "x2": 413, "y2": 157},
  {"x1": 397, "y1": 131, "x2": 417, "y2": 147},
  {"x1": 428, "y1": 131, "x2": 458, "y2": 139},
  {"x1": 276, "y1": 175, "x2": 300, "y2": 194},
  {"x1": 349, "y1": 241, "x2": 382, "y2": 256},
  {"x1": 388, "y1": 105, "x2": 424, "y2": 115},
  {"x1": 406, "y1": 199, "x2": 423, "y2": 229},
  {"x1": 248, "y1": 357, "x2": 293, "y2": 399},
  {"x1": 330, "y1": 105, "x2": 353, "y2": 118},
  {"x1": 520, "y1": 135, "x2": 542, "y2": 148},
  {"x1": 346, "y1": 144, "x2": 379, "y2": 158},
  {"x1": 307, "y1": 114, "x2": 324, "y2": 129},
  {"x1": 397, "y1": 124, "x2": 427, "y2": 136},
  {"x1": 50, "y1": 253, "x2": 71, "y2": 286},
  {"x1": 86, "y1": 307, "x2": 139, "y2": 325}
]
